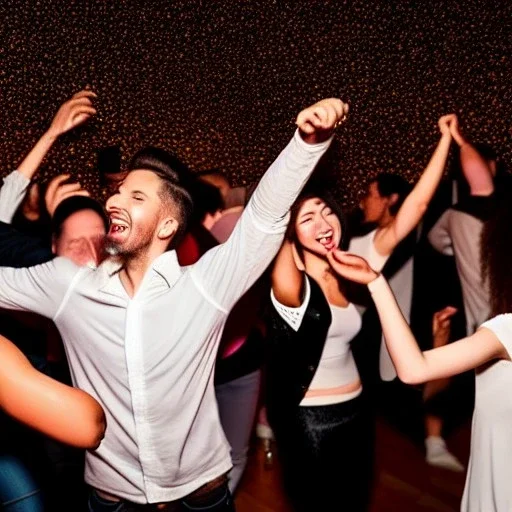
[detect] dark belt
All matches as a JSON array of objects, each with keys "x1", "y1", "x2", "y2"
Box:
[{"x1": 94, "y1": 473, "x2": 229, "y2": 511}]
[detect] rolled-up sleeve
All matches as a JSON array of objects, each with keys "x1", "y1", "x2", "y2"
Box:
[
  {"x1": 0, "y1": 171, "x2": 31, "y2": 223},
  {"x1": 191, "y1": 130, "x2": 333, "y2": 313}
]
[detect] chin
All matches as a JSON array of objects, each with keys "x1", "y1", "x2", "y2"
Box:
[{"x1": 105, "y1": 238, "x2": 124, "y2": 257}]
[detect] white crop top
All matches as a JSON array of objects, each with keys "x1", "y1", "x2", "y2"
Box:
[{"x1": 271, "y1": 277, "x2": 363, "y2": 406}]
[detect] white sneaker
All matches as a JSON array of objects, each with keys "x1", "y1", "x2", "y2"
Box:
[
  {"x1": 256, "y1": 422, "x2": 275, "y2": 441},
  {"x1": 425, "y1": 436, "x2": 464, "y2": 472}
]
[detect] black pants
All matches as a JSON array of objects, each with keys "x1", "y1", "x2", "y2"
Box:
[{"x1": 273, "y1": 396, "x2": 374, "y2": 512}]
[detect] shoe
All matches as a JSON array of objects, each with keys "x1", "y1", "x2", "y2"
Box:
[
  {"x1": 255, "y1": 422, "x2": 274, "y2": 441},
  {"x1": 425, "y1": 436, "x2": 464, "y2": 472}
]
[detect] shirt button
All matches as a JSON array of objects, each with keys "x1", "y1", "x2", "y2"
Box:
[{"x1": 308, "y1": 365, "x2": 315, "y2": 372}]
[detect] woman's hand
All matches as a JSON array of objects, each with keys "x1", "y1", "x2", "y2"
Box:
[
  {"x1": 438, "y1": 114, "x2": 457, "y2": 137},
  {"x1": 326, "y1": 249, "x2": 379, "y2": 284}
]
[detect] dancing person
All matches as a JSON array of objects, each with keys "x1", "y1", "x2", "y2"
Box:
[
  {"x1": 265, "y1": 184, "x2": 374, "y2": 511},
  {"x1": 349, "y1": 114, "x2": 456, "y2": 381},
  {"x1": 0, "y1": 98, "x2": 347, "y2": 510},
  {"x1": 325, "y1": 194, "x2": 512, "y2": 511}
]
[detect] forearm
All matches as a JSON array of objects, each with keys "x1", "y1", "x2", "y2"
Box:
[
  {"x1": 393, "y1": 133, "x2": 452, "y2": 238},
  {"x1": 249, "y1": 130, "x2": 333, "y2": 232},
  {"x1": 17, "y1": 131, "x2": 56, "y2": 180},
  {"x1": 0, "y1": 335, "x2": 105, "y2": 449},
  {"x1": 368, "y1": 274, "x2": 429, "y2": 384}
]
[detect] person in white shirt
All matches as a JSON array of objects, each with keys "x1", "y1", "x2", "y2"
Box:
[{"x1": 0, "y1": 97, "x2": 348, "y2": 511}]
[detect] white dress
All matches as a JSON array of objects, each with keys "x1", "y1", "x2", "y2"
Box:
[{"x1": 461, "y1": 314, "x2": 512, "y2": 511}]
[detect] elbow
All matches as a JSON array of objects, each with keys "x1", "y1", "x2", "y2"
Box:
[
  {"x1": 79, "y1": 401, "x2": 107, "y2": 450},
  {"x1": 84, "y1": 414, "x2": 106, "y2": 450},
  {"x1": 397, "y1": 369, "x2": 428, "y2": 386}
]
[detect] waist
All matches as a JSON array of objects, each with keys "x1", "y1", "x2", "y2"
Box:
[
  {"x1": 301, "y1": 379, "x2": 363, "y2": 406},
  {"x1": 95, "y1": 473, "x2": 229, "y2": 510}
]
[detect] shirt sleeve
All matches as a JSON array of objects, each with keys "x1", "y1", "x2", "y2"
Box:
[
  {"x1": 270, "y1": 275, "x2": 311, "y2": 332},
  {"x1": 0, "y1": 171, "x2": 31, "y2": 223},
  {"x1": 190, "y1": 130, "x2": 333, "y2": 313},
  {"x1": 0, "y1": 257, "x2": 80, "y2": 319},
  {"x1": 427, "y1": 210, "x2": 453, "y2": 256},
  {"x1": 480, "y1": 314, "x2": 512, "y2": 358}
]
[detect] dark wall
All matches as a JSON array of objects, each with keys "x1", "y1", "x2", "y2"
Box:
[{"x1": 1, "y1": 0, "x2": 511, "y2": 208}]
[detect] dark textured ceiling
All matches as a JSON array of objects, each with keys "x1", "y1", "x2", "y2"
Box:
[{"x1": 1, "y1": 0, "x2": 511, "y2": 208}]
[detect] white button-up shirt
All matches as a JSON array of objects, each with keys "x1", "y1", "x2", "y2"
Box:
[{"x1": 0, "y1": 131, "x2": 332, "y2": 503}]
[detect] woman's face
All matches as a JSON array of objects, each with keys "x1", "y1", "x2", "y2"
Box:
[{"x1": 295, "y1": 197, "x2": 342, "y2": 255}]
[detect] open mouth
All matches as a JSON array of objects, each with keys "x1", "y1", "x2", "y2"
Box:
[
  {"x1": 108, "y1": 218, "x2": 129, "y2": 240},
  {"x1": 316, "y1": 232, "x2": 335, "y2": 250}
]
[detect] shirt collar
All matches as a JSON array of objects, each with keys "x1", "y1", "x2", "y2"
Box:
[{"x1": 98, "y1": 250, "x2": 183, "y2": 298}]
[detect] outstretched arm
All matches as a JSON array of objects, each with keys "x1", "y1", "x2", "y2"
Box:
[
  {"x1": 373, "y1": 114, "x2": 455, "y2": 257},
  {"x1": 193, "y1": 98, "x2": 348, "y2": 312},
  {"x1": 17, "y1": 90, "x2": 97, "y2": 182},
  {"x1": 0, "y1": 90, "x2": 96, "y2": 223},
  {"x1": 0, "y1": 335, "x2": 105, "y2": 449},
  {"x1": 450, "y1": 116, "x2": 494, "y2": 196},
  {"x1": 326, "y1": 249, "x2": 508, "y2": 384}
]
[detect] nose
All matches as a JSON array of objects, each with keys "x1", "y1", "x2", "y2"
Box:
[
  {"x1": 105, "y1": 193, "x2": 121, "y2": 213},
  {"x1": 317, "y1": 215, "x2": 332, "y2": 232}
]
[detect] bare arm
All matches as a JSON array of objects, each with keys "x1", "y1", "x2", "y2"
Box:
[
  {"x1": 0, "y1": 335, "x2": 105, "y2": 449},
  {"x1": 0, "y1": 91, "x2": 96, "y2": 223},
  {"x1": 368, "y1": 275, "x2": 507, "y2": 383},
  {"x1": 325, "y1": 249, "x2": 508, "y2": 384},
  {"x1": 374, "y1": 115, "x2": 455, "y2": 256},
  {"x1": 450, "y1": 116, "x2": 494, "y2": 196},
  {"x1": 271, "y1": 239, "x2": 305, "y2": 307},
  {"x1": 16, "y1": 90, "x2": 97, "y2": 181}
]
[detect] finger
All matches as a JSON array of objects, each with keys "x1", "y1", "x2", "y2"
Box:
[
  {"x1": 45, "y1": 174, "x2": 71, "y2": 199},
  {"x1": 72, "y1": 90, "x2": 97, "y2": 100},
  {"x1": 53, "y1": 183, "x2": 85, "y2": 197},
  {"x1": 57, "y1": 190, "x2": 90, "y2": 201}
]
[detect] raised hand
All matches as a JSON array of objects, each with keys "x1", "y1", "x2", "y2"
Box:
[
  {"x1": 326, "y1": 249, "x2": 379, "y2": 284},
  {"x1": 296, "y1": 98, "x2": 349, "y2": 144},
  {"x1": 45, "y1": 174, "x2": 90, "y2": 217},
  {"x1": 438, "y1": 113, "x2": 457, "y2": 137},
  {"x1": 432, "y1": 306, "x2": 458, "y2": 346},
  {"x1": 47, "y1": 90, "x2": 97, "y2": 140}
]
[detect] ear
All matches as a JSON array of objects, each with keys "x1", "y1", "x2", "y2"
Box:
[
  {"x1": 51, "y1": 235, "x2": 57, "y2": 255},
  {"x1": 387, "y1": 193, "x2": 399, "y2": 207},
  {"x1": 157, "y1": 216, "x2": 179, "y2": 241}
]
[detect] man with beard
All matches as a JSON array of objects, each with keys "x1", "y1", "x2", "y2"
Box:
[{"x1": 0, "y1": 97, "x2": 348, "y2": 511}]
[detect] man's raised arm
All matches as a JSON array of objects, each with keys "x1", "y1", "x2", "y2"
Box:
[{"x1": 192, "y1": 98, "x2": 348, "y2": 312}]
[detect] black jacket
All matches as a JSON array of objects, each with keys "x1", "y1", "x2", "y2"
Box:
[{"x1": 264, "y1": 276, "x2": 331, "y2": 429}]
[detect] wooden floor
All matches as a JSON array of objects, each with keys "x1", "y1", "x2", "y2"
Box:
[{"x1": 234, "y1": 416, "x2": 471, "y2": 511}]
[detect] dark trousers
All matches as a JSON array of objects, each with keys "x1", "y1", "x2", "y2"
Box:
[
  {"x1": 273, "y1": 395, "x2": 374, "y2": 512},
  {"x1": 88, "y1": 481, "x2": 235, "y2": 512}
]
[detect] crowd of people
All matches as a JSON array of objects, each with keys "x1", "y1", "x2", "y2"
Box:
[{"x1": 0, "y1": 90, "x2": 508, "y2": 512}]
